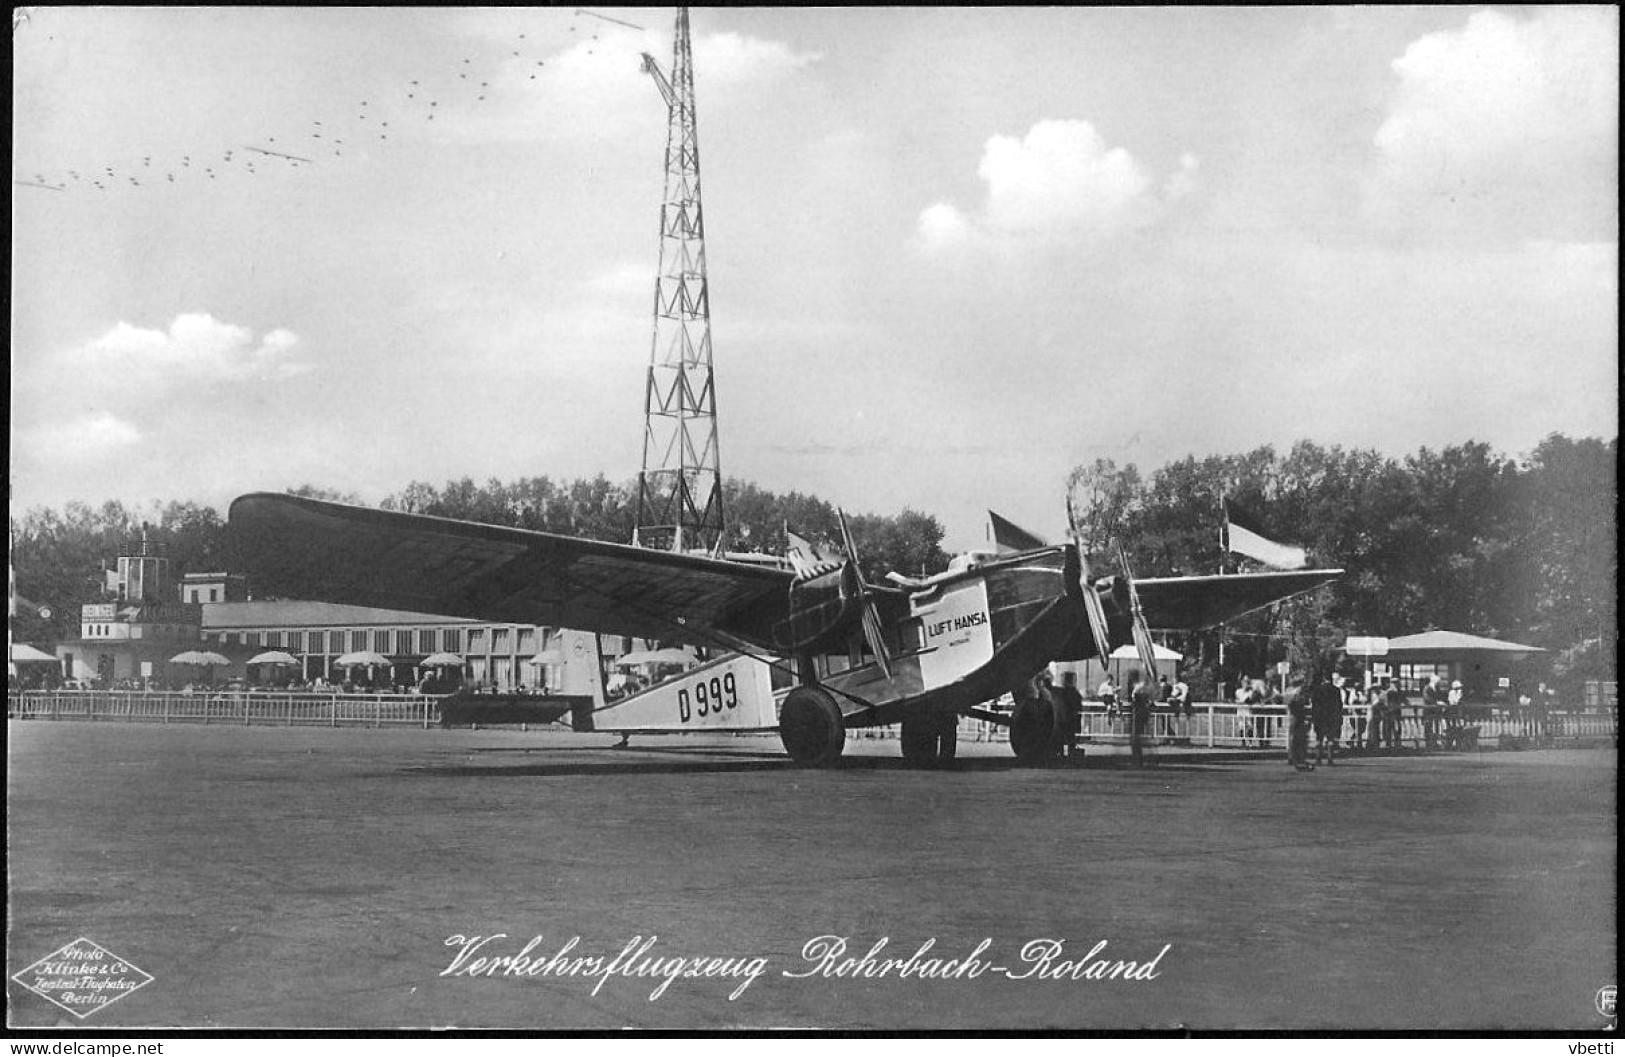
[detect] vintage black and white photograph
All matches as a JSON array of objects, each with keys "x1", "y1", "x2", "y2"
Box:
[{"x1": 8, "y1": 6, "x2": 1617, "y2": 1035}]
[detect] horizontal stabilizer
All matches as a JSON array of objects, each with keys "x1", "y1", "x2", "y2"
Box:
[
  {"x1": 593, "y1": 653, "x2": 779, "y2": 733},
  {"x1": 1134, "y1": 569, "x2": 1342, "y2": 630}
]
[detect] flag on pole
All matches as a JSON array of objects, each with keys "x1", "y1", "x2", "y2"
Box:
[
  {"x1": 987, "y1": 511, "x2": 1047, "y2": 554},
  {"x1": 1222, "y1": 499, "x2": 1309, "y2": 570}
]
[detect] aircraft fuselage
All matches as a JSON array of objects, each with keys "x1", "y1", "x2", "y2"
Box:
[{"x1": 807, "y1": 545, "x2": 1104, "y2": 727}]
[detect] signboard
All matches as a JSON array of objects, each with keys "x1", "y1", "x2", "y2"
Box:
[
  {"x1": 1344, "y1": 636, "x2": 1390, "y2": 657},
  {"x1": 1276, "y1": 661, "x2": 1291, "y2": 675},
  {"x1": 82, "y1": 603, "x2": 116, "y2": 620},
  {"x1": 913, "y1": 580, "x2": 994, "y2": 690}
]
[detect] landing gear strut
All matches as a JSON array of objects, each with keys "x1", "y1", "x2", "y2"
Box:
[
  {"x1": 901, "y1": 710, "x2": 958, "y2": 767},
  {"x1": 779, "y1": 685, "x2": 846, "y2": 767}
]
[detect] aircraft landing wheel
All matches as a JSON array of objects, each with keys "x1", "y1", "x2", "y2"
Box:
[
  {"x1": 901, "y1": 710, "x2": 958, "y2": 768},
  {"x1": 779, "y1": 685, "x2": 846, "y2": 767},
  {"x1": 1010, "y1": 689, "x2": 1065, "y2": 763}
]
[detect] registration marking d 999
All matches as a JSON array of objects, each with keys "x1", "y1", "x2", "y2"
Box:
[{"x1": 678, "y1": 671, "x2": 739, "y2": 723}]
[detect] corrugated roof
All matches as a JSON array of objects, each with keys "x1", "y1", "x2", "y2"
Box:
[
  {"x1": 202, "y1": 600, "x2": 489, "y2": 629},
  {"x1": 1385, "y1": 630, "x2": 1546, "y2": 653}
]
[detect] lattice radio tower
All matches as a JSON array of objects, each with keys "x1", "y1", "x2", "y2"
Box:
[{"x1": 633, "y1": 7, "x2": 725, "y2": 555}]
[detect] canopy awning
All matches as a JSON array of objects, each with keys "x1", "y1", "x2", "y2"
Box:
[{"x1": 1385, "y1": 631, "x2": 1546, "y2": 657}]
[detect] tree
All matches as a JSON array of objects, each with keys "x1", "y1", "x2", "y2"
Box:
[{"x1": 1512, "y1": 434, "x2": 1617, "y2": 680}]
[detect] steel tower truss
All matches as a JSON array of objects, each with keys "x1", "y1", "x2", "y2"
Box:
[{"x1": 634, "y1": 7, "x2": 724, "y2": 555}]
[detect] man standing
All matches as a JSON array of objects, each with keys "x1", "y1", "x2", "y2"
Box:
[
  {"x1": 1285, "y1": 675, "x2": 1313, "y2": 771},
  {"x1": 1127, "y1": 669, "x2": 1153, "y2": 767},
  {"x1": 1055, "y1": 671, "x2": 1086, "y2": 761},
  {"x1": 1312, "y1": 671, "x2": 1344, "y2": 766}
]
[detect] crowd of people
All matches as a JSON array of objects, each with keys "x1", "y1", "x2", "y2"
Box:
[{"x1": 1041, "y1": 662, "x2": 1578, "y2": 772}]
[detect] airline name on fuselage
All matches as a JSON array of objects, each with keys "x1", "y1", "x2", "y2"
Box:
[{"x1": 925, "y1": 611, "x2": 988, "y2": 639}]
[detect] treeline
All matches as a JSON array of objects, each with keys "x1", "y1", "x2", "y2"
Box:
[
  {"x1": 1075, "y1": 434, "x2": 1615, "y2": 692},
  {"x1": 9, "y1": 434, "x2": 1614, "y2": 694}
]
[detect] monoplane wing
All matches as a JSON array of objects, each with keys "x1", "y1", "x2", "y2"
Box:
[
  {"x1": 1133, "y1": 568, "x2": 1342, "y2": 631},
  {"x1": 228, "y1": 493, "x2": 794, "y2": 647}
]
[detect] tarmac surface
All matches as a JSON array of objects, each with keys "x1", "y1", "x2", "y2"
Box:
[{"x1": 6, "y1": 720, "x2": 1617, "y2": 1031}]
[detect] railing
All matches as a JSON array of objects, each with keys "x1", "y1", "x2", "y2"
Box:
[
  {"x1": 7, "y1": 690, "x2": 441, "y2": 729},
  {"x1": 855, "y1": 701, "x2": 1617, "y2": 750},
  {"x1": 9, "y1": 691, "x2": 1617, "y2": 748}
]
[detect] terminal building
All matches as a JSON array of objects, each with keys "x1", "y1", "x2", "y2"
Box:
[{"x1": 55, "y1": 533, "x2": 584, "y2": 692}]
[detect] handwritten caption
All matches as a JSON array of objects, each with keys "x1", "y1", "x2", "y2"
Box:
[{"x1": 441, "y1": 933, "x2": 1170, "y2": 1002}]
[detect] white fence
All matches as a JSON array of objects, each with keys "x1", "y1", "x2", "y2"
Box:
[
  {"x1": 10, "y1": 692, "x2": 1616, "y2": 748},
  {"x1": 855, "y1": 701, "x2": 1617, "y2": 750},
  {"x1": 8, "y1": 690, "x2": 440, "y2": 728}
]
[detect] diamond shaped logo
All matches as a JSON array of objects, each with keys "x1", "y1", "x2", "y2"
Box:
[{"x1": 11, "y1": 937, "x2": 153, "y2": 1019}]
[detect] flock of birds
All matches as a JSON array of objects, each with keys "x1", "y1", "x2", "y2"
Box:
[{"x1": 15, "y1": 8, "x2": 646, "y2": 196}]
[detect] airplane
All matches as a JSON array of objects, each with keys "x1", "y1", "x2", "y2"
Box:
[{"x1": 227, "y1": 492, "x2": 1340, "y2": 767}]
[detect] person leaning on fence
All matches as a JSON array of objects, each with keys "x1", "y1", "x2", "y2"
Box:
[
  {"x1": 1381, "y1": 680, "x2": 1407, "y2": 749},
  {"x1": 1098, "y1": 675, "x2": 1119, "y2": 720},
  {"x1": 1343, "y1": 675, "x2": 1366, "y2": 748},
  {"x1": 1285, "y1": 676, "x2": 1313, "y2": 771},
  {"x1": 1444, "y1": 680, "x2": 1466, "y2": 747},
  {"x1": 1313, "y1": 671, "x2": 1344, "y2": 766},
  {"x1": 1364, "y1": 683, "x2": 1384, "y2": 753},
  {"x1": 1421, "y1": 674, "x2": 1445, "y2": 749},
  {"x1": 1167, "y1": 674, "x2": 1191, "y2": 742}
]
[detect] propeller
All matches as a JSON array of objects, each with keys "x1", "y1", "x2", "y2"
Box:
[
  {"x1": 1066, "y1": 494, "x2": 1116, "y2": 664},
  {"x1": 1115, "y1": 540, "x2": 1161, "y2": 703},
  {"x1": 836, "y1": 508, "x2": 894, "y2": 679}
]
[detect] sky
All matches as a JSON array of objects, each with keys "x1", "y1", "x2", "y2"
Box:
[{"x1": 10, "y1": 6, "x2": 1619, "y2": 553}]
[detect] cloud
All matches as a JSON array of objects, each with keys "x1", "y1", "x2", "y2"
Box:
[
  {"x1": 918, "y1": 202, "x2": 971, "y2": 250},
  {"x1": 1164, "y1": 153, "x2": 1199, "y2": 201},
  {"x1": 918, "y1": 120, "x2": 1197, "y2": 250},
  {"x1": 74, "y1": 313, "x2": 312, "y2": 384},
  {"x1": 1366, "y1": 7, "x2": 1618, "y2": 242},
  {"x1": 693, "y1": 32, "x2": 820, "y2": 85},
  {"x1": 23, "y1": 412, "x2": 143, "y2": 461}
]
